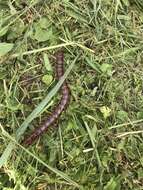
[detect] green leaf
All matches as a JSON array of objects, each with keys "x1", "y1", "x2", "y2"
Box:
[
  {"x1": 5, "y1": 99, "x2": 23, "y2": 111},
  {"x1": 66, "y1": 120, "x2": 78, "y2": 132},
  {"x1": 0, "y1": 43, "x2": 14, "y2": 57},
  {"x1": 100, "y1": 106, "x2": 111, "y2": 119},
  {"x1": 100, "y1": 63, "x2": 112, "y2": 76},
  {"x1": 117, "y1": 110, "x2": 128, "y2": 122},
  {"x1": 30, "y1": 17, "x2": 57, "y2": 43},
  {"x1": 32, "y1": 18, "x2": 53, "y2": 43},
  {"x1": 39, "y1": 17, "x2": 50, "y2": 29},
  {"x1": 42, "y1": 74, "x2": 53, "y2": 85},
  {"x1": 85, "y1": 57, "x2": 101, "y2": 73},
  {"x1": 104, "y1": 177, "x2": 118, "y2": 190},
  {"x1": 137, "y1": 111, "x2": 143, "y2": 119},
  {"x1": 34, "y1": 26, "x2": 53, "y2": 42},
  {"x1": 7, "y1": 19, "x2": 25, "y2": 40},
  {"x1": 43, "y1": 53, "x2": 53, "y2": 72}
]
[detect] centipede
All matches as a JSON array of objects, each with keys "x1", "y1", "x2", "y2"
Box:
[{"x1": 23, "y1": 51, "x2": 70, "y2": 145}]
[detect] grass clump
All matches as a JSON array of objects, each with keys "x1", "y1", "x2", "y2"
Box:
[{"x1": 0, "y1": 0, "x2": 143, "y2": 189}]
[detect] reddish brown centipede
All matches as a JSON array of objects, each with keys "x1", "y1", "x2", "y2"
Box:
[{"x1": 23, "y1": 51, "x2": 70, "y2": 145}]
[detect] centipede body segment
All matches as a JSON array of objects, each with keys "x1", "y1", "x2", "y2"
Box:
[{"x1": 23, "y1": 51, "x2": 70, "y2": 145}]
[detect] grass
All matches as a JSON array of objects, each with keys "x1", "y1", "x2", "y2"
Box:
[{"x1": 0, "y1": 0, "x2": 143, "y2": 189}]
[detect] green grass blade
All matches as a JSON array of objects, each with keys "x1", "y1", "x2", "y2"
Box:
[
  {"x1": 84, "y1": 120, "x2": 102, "y2": 169},
  {"x1": 11, "y1": 42, "x2": 75, "y2": 58},
  {"x1": 0, "y1": 142, "x2": 14, "y2": 167}
]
